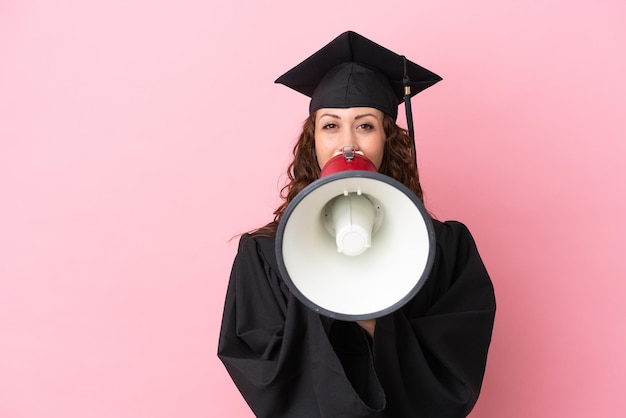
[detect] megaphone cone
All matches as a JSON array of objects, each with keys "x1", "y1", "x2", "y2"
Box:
[{"x1": 276, "y1": 152, "x2": 435, "y2": 321}]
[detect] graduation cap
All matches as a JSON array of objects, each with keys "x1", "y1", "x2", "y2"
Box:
[{"x1": 275, "y1": 31, "x2": 442, "y2": 146}]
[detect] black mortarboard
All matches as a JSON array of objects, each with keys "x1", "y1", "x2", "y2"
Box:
[{"x1": 275, "y1": 31, "x2": 442, "y2": 123}]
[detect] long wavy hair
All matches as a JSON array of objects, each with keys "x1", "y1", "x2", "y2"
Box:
[{"x1": 251, "y1": 111, "x2": 424, "y2": 236}]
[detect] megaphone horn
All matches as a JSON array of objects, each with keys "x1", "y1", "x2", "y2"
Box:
[{"x1": 275, "y1": 149, "x2": 435, "y2": 321}]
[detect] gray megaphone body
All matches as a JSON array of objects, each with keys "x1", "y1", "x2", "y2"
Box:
[{"x1": 275, "y1": 149, "x2": 436, "y2": 321}]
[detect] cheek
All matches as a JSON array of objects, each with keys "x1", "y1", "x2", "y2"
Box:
[
  {"x1": 314, "y1": 135, "x2": 336, "y2": 168},
  {"x1": 313, "y1": 136, "x2": 327, "y2": 168},
  {"x1": 364, "y1": 139, "x2": 386, "y2": 169},
  {"x1": 372, "y1": 149, "x2": 384, "y2": 169}
]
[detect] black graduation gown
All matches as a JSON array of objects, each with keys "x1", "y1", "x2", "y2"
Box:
[{"x1": 218, "y1": 220, "x2": 496, "y2": 418}]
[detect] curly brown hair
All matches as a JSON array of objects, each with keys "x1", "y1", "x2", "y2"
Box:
[{"x1": 251, "y1": 112, "x2": 424, "y2": 235}]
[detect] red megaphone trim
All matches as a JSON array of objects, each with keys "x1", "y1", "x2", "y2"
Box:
[{"x1": 320, "y1": 153, "x2": 378, "y2": 178}]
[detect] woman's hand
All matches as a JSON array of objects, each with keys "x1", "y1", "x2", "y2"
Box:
[{"x1": 356, "y1": 319, "x2": 376, "y2": 339}]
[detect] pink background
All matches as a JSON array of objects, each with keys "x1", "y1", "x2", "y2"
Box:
[{"x1": 1, "y1": 0, "x2": 625, "y2": 417}]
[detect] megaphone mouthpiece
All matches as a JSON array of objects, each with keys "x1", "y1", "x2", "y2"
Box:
[{"x1": 320, "y1": 152, "x2": 378, "y2": 177}]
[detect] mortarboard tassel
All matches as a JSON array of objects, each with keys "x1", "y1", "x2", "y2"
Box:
[{"x1": 402, "y1": 56, "x2": 418, "y2": 171}]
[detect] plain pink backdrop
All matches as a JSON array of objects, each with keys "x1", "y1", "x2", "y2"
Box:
[{"x1": 1, "y1": 0, "x2": 625, "y2": 417}]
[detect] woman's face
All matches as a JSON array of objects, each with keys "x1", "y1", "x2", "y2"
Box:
[{"x1": 314, "y1": 107, "x2": 386, "y2": 170}]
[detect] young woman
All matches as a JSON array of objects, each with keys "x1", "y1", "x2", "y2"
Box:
[{"x1": 218, "y1": 31, "x2": 496, "y2": 418}]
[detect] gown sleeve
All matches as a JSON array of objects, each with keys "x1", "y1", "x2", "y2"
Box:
[
  {"x1": 217, "y1": 234, "x2": 386, "y2": 418},
  {"x1": 218, "y1": 220, "x2": 496, "y2": 418},
  {"x1": 371, "y1": 220, "x2": 496, "y2": 417}
]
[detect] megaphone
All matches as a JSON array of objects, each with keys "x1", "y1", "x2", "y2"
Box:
[{"x1": 275, "y1": 148, "x2": 435, "y2": 321}]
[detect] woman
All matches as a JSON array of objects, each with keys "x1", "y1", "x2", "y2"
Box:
[{"x1": 218, "y1": 31, "x2": 496, "y2": 417}]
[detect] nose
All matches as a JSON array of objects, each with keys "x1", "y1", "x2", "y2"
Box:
[{"x1": 338, "y1": 130, "x2": 359, "y2": 152}]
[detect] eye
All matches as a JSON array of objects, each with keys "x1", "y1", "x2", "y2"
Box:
[
  {"x1": 322, "y1": 123, "x2": 338, "y2": 129},
  {"x1": 357, "y1": 123, "x2": 374, "y2": 130}
]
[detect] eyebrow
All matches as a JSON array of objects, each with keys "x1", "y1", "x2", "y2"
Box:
[{"x1": 318, "y1": 112, "x2": 380, "y2": 120}]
